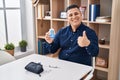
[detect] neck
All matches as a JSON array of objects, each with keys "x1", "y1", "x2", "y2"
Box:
[
  {"x1": 71, "y1": 26, "x2": 77, "y2": 32},
  {"x1": 71, "y1": 23, "x2": 82, "y2": 32}
]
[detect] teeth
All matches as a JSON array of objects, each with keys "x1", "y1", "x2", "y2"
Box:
[{"x1": 74, "y1": 20, "x2": 77, "y2": 21}]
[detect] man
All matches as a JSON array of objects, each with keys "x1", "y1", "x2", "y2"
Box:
[{"x1": 45, "y1": 4, "x2": 99, "y2": 66}]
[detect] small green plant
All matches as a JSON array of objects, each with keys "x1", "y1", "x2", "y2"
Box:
[
  {"x1": 4, "y1": 43, "x2": 15, "y2": 50},
  {"x1": 19, "y1": 40, "x2": 28, "y2": 47}
]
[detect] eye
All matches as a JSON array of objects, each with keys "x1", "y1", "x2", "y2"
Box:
[
  {"x1": 68, "y1": 14, "x2": 73, "y2": 17},
  {"x1": 74, "y1": 12, "x2": 79, "y2": 16}
]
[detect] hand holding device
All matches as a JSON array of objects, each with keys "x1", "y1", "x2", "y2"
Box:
[
  {"x1": 49, "y1": 28, "x2": 55, "y2": 39},
  {"x1": 45, "y1": 28, "x2": 55, "y2": 44}
]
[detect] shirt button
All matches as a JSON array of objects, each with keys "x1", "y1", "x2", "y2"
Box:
[
  {"x1": 69, "y1": 47, "x2": 71, "y2": 49},
  {"x1": 88, "y1": 53, "x2": 91, "y2": 55},
  {"x1": 66, "y1": 54, "x2": 68, "y2": 56},
  {"x1": 71, "y1": 40, "x2": 73, "y2": 42}
]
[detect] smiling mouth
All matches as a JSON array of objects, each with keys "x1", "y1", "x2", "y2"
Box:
[{"x1": 72, "y1": 20, "x2": 78, "y2": 22}]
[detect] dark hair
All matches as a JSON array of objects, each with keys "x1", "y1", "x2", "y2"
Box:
[{"x1": 66, "y1": 4, "x2": 79, "y2": 12}]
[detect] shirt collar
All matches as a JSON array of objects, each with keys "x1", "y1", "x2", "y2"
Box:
[{"x1": 69, "y1": 22, "x2": 84, "y2": 33}]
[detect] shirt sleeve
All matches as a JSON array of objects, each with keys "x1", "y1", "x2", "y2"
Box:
[{"x1": 85, "y1": 29, "x2": 99, "y2": 57}]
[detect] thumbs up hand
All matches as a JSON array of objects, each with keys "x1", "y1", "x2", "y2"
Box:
[{"x1": 77, "y1": 31, "x2": 90, "y2": 47}]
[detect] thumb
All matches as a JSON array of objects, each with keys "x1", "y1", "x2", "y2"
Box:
[{"x1": 83, "y1": 31, "x2": 87, "y2": 38}]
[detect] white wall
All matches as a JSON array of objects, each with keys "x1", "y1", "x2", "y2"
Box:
[{"x1": 24, "y1": 0, "x2": 35, "y2": 52}]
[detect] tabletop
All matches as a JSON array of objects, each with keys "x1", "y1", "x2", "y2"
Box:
[{"x1": 0, "y1": 54, "x2": 92, "y2": 80}]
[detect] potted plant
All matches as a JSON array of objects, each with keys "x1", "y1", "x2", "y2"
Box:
[
  {"x1": 4, "y1": 43, "x2": 15, "y2": 56},
  {"x1": 19, "y1": 40, "x2": 28, "y2": 52}
]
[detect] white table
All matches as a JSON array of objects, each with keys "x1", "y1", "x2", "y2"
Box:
[{"x1": 0, "y1": 54, "x2": 92, "y2": 80}]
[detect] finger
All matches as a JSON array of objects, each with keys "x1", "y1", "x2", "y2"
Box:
[
  {"x1": 45, "y1": 32, "x2": 50, "y2": 39},
  {"x1": 83, "y1": 31, "x2": 87, "y2": 38},
  {"x1": 77, "y1": 36, "x2": 84, "y2": 47},
  {"x1": 46, "y1": 32, "x2": 49, "y2": 35}
]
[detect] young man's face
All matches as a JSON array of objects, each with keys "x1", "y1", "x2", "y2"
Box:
[{"x1": 67, "y1": 8, "x2": 82, "y2": 28}]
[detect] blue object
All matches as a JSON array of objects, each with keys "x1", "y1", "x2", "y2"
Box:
[
  {"x1": 49, "y1": 28, "x2": 55, "y2": 38},
  {"x1": 89, "y1": 4, "x2": 100, "y2": 21},
  {"x1": 38, "y1": 39, "x2": 48, "y2": 54},
  {"x1": 42, "y1": 41, "x2": 50, "y2": 55},
  {"x1": 38, "y1": 40, "x2": 41, "y2": 54}
]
